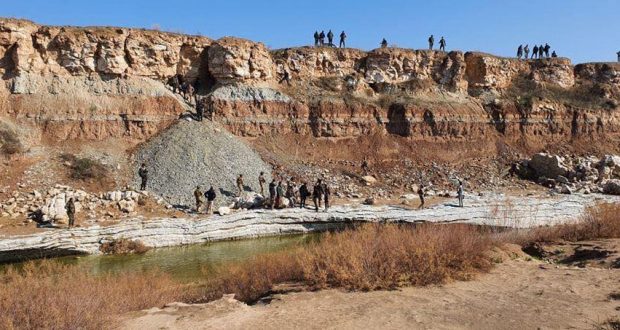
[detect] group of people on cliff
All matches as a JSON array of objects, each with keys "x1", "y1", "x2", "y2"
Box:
[
  {"x1": 516, "y1": 43, "x2": 557, "y2": 60},
  {"x1": 314, "y1": 30, "x2": 347, "y2": 48}
]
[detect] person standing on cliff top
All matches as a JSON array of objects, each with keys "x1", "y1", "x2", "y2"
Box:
[
  {"x1": 544, "y1": 43, "x2": 551, "y2": 58},
  {"x1": 313, "y1": 31, "x2": 319, "y2": 47},
  {"x1": 380, "y1": 38, "x2": 388, "y2": 48},
  {"x1": 339, "y1": 31, "x2": 347, "y2": 48},
  {"x1": 327, "y1": 30, "x2": 334, "y2": 46},
  {"x1": 532, "y1": 45, "x2": 539, "y2": 59},
  {"x1": 138, "y1": 163, "x2": 148, "y2": 191},
  {"x1": 439, "y1": 37, "x2": 446, "y2": 52},
  {"x1": 428, "y1": 35, "x2": 434, "y2": 50},
  {"x1": 517, "y1": 45, "x2": 523, "y2": 59},
  {"x1": 538, "y1": 45, "x2": 544, "y2": 59},
  {"x1": 617, "y1": 51, "x2": 620, "y2": 62},
  {"x1": 194, "y1": 186, "x2": 204, "y2": 213},
  {"x1": 552, "y1": 51, "x2": 558, "y2": 58},
  {"x1": 524, "y1": 44, "x2": 530, "y2": 59},
  {"x1": 66, "y1": 197, "x2": 76, "y2": 228},
  {"x1": 319, "y1": 31, "x2": 326, "y2": 46}
]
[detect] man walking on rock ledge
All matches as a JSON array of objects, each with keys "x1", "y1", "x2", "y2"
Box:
[
  {"x1": 236, "y1": 174, "x2": 244, "y2": 197},
  {"x1": 138, "y1": 163, "x2": 148, "y2": 191}
]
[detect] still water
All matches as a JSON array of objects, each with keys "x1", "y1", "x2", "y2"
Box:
[{"x1": 17, "y1": 235, "x2": 318, "y2": 282}]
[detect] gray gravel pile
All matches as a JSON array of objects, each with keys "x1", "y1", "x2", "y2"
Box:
[{"x1": 134, "y1": 120, "x2": 272, "y2": 207}]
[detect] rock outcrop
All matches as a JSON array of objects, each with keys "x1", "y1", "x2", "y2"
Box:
[{"x1": 0, "y1": 193, "x2": 616, "y2": 263}]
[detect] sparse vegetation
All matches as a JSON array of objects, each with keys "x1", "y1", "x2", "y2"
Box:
[
  {"x1": 60, "y1": 153, "x2": 109, "y2": 181},
  {"x1": 100, "y1": 238, "x2": 150, "y2": 255},
  {"x1": 0, "y1": 261, "x2": 183, "y2": 330},
  {"x1": 0, "y1": 125, "x2": 23, "y2": 156}
]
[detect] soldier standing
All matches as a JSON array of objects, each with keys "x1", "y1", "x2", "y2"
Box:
[
  {"x1": 299, "y1": 181, "x2": 309, "y2": 209},
  {"x1": 323, "y1": 182, "x2": 331, "y2": 210},
  {"x1": 236, "y1": 174, "x2": 244, "y2": 197},
  {"x1": 517, "y1": 45, "x2": 523, "y2": 59},
  {"x1": 417, "y1": 184, "x2": 425, "y2": 209},
  {"x1": 279, "y1": 69, "x2": 291, "y2": 85},
  {"x1": 194, "y1": 186, "x2": 204, "y2": 213},
  {"x1": 138, "y1": 163, "x2": 148, "y2": 191},
  {"x1": 617, "y1": 51, "x2": 620, "y2": 62},
  {"x1": 258, "y1": 172, "x2": 266, "y2": 196},
  {"x1": 205, "y1": 186, "x2": 216, "y2": 215},
  {"x1": 313, "y1": 179, "x2": 324, "y2": 212},
  {"x1": 439, "y1": 37, "x2": 446, "y2": 51},
  {"x1": 532, "y1": 45, "x2": 539, "y2": 59},
  {"x1": 524, "y1": 44, "x2": 530, "y2": 59},
  {"x1": 319, "y1": 31, "x2": 326, "y2": 46},
  {"x1": 428, "y1": 35, "x2": 434, "y2": 50},
  {"x1": 269, "y1": 179, "x2": 277, "y2": 210},
  {"x1": 380, "y1": 38, "x2": 388, "y2": 48},
  {"x1": 544, "y1": 43, "x2": 551, "y2": 58},
  {"x1": 171, "y1": 75, "x2": 180, "y2": 93},
  {"x1": 314, "y1": 31, "x2": 320, "y2": 46},
  {"x1": 66, "y1": 197, "x2": 76, "y2": 228},
  {"x1": 538, "y1": 45, "x2": 544, "y2": 58},
  {"x1": 276, "y1": 181, "x2": 285, "y2": 208},
  {"x1": 327, "y1": 30, "x2": 334, "y2": 46},
  {"x1": 196, "y1": 96, "x2": 204, "y2": 121},
  {"x1": 339, "y1": 31, "x2": 347, "y2": 48}
]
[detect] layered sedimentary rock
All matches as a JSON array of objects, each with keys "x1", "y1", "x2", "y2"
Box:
[
  {"x1": 0, "y1": 193, "x2": 616, "y2": 262},
  {"x1": 0, "y1": 18, "x2": 618, "y2": 143}
]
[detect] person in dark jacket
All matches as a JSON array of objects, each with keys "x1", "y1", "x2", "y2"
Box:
[
  {"x1": 276, "y1": 181, "x2": 285, "y2": 208},
  {"x1": 532, "y1": 45, "x2": 539, "y2": 59},
  {"x1": 323, "y1": 182, "x2": 331, "y2": 210},
  {"x1": 205, "y1": 186, "x2": 216, "y2": 215},
  {"x1": 313, "y1": 31, "x2": 319, "y2": 46},
  {"x1": 269, "y1": 179, "x2": 277, "y2": 210},
  {"x1": 428, "y1": 35, "x2": 434, "y2": 50},
  {"x1": 313, "y1": 179, "x2": 324, "y2": 212},
  {"x1": 339, "y1": 31, "x2": 347, "y2": 48},
  {"x1": 138, "y1": 163, "x2": 148, "y2": 191},
  {"x1": 319, "y1": 31, "x2": 326, "y2": 46},
  {"x1": 327, "y1": 30, "x2": 334, "y2": 46},
  {"x1": 299, "y1": 182, "x2": 309, "y2": 209}
]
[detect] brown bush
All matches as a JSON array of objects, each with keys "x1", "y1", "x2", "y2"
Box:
[
  {"x1": 0, "y1": 260, "x2": 183, "y2": 330},
  {"x1": 504, "y1": 203, "x2": 620, "y2": 245},
  {"x1": 0, "y1": 127, "x2": 23, "y2": 156},
  {"x1": 61, "y1": 154, "x2": 109, "y2": 181},
  {"x1": 100, "y1": 238, "x2": 151, "y2": 255},
  {"x1": 198, "y1": 223, "x2": 494, "y2": 303}
]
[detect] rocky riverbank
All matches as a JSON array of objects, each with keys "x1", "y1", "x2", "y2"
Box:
[{"x1": 0, "y1": 192, "x2": 616, "y2": 263}]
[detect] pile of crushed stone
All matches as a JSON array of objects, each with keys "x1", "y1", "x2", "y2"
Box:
[{"x1": 134, "y1": 120, "x2": 272, "y2": 207}]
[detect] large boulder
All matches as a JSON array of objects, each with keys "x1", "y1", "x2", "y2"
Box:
[
  {"x1": 602, "y1": 179, "x2": 620, "y2": 195},
  {"x1": 528, "y1": 153, "x2": 569, "y2": 179},
  {"x1": 233, "y1": 192, "x2": 265, "y2": 209}
]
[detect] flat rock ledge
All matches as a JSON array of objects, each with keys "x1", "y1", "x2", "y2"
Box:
[{"x1": 0, "y1": 193, "x2": 617, "y2": 263}]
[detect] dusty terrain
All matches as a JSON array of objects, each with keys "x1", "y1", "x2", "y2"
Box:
[{"x1": 121, "y1": 241, "x2": 620, "y2": 330}]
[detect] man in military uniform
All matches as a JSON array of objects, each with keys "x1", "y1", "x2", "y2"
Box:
[
  {"x1": 339, "y1": 31, "x2": 347, "y2": 48},
  {"x1": 194, "y1": 186, "x2": 204, "y2": 213},
  {"x1": 327, "y1": 30, "x2": 334, "y2": 46},
  {"x1": 319, "y1": 31, "x2": 326, "y2": 46},
  {"x1": 299, "y1": 181, "x2": 309, "y2": 209},
  {"x1": 428, "y1": 35, "x2": 434, "y2": 50},
  {"x1": 313, "y1": 179, "x2": 324, "y2": 212},
  {"x1": 138, "y1": 163, "x2": 148, "y2": 191},
  {"x1": 269, "y1": 179, "x2": 277, "y2": 210},
  {"x1": 196, "y1": 96, "x2": 204, "y2": 121},
  {"x1": 544, "y1": 43, "x2": 551, "y2": 58},
  {"x1": 617, "y1": 51, "x2": 620, "y2": 62},
  {"x1": 258, "y1": 172, "x2": 266, "y2": 196},
  {"x1": 171, "y1": 75, "x2": 180, "y2": 93},
  {"x1": 532, "y1": 45, "x2": 539, "y2": 59},
  {"x1": 417, "y1": 184, "x2": 425, "y2": 209},
  {"x1": 66, "y1": 197, "x2": 76, "y2": 228},
  {"x1": 517, "y1": 45, "x2": 523, "y2": 59},
  {"x1": 439, "y1": 37, "x2": 446, "y2": 51},
  {"x1": 236, "y1": 174, "x2": 244, "y2": 197},
  {"x1": 524, "y1": 44, "x2": 530, "y2": 59},
  {"x1": 323, "y1": 182, "x2": 331, "y2": 211},
  {"x1": 552, "y1": 51, "x2": 558, "y2": 58},
  {"x1": 279, "y1": 69, "x2": 291, "y2": 85},
  {"x1": 538, "y1": 45, "x2": 544, "y2": 59},
  {"x1": 314, "y1": 31, "x2": 319, "y2": 46}
]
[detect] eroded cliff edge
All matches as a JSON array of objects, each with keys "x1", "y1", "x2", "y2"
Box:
[{"x1": 1, "y1": 18, "x2": 618, "y2": 145}]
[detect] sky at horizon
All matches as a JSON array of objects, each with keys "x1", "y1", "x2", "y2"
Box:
[{"x1": 2, "y1": 0, "x2": 619, "y2": 64}]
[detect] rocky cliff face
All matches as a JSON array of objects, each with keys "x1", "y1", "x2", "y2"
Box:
[{"x1": 0, "y1": 18, "x2": 618, "y2": 144}]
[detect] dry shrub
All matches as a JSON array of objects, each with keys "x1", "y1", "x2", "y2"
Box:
[
  {"x1": 100, "y1": 238, "x2": 150, "y2": 255},
  {"x1": 0, "y1": 260, "x2": 182, "y2": 330},
  {"x1": 507, "y1": 203, "x2": 620, "y2": 245},
  {"x1": 60, "y1": 153, "x2": 108, "y2": 181},
  {"x1": 0, "y1": 126, "x2": 23, "y2": 156},
  {"x1": 199, "y1": 223, "x2": 493, "y2": 303}
]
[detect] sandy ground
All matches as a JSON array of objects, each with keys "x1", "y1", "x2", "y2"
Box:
[{"x1": 120, "y1": 244, "x2": 620, "y2": 330}]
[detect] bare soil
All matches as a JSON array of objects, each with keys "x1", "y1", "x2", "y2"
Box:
[{"x1": 121, "y1": 241, "x2": 620, "y2": 330}]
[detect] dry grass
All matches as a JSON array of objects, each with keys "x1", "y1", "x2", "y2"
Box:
[
  {"x1": 100, "y1": 238, "x2": 151, "y2": 255},
  {"x1": 503, "y1": 203, "x2": 620, "y2": 245},
  {"x1": 198, "y1": 223, "x2": 493, "y2": 303},
  {"x1": 60, "y1": 153, "x2": 109, "y2": 181},
  {"x1": 0, "y1": 260, "x2": 183, "y2": 330},
  {"x1": 0, "y1": 126, "x2": 23, "y2": 156}
]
